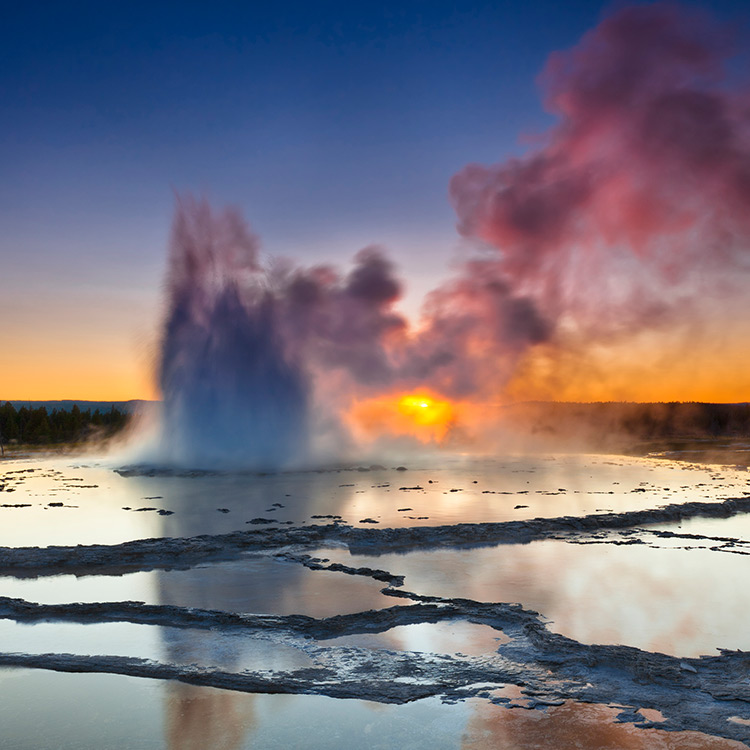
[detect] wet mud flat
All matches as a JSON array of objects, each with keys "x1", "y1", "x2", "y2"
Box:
[{"x1": 1, "y1": 455, "x2": 750, "y2": 748}]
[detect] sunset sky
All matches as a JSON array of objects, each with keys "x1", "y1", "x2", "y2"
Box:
[{"x1": 2, "y1": 0, "x2": 749, "y2": 403}]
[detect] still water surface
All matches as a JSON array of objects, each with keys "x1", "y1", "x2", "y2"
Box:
[{"x1": 1, "y1": 453, "x2": 749, "y2": 748}]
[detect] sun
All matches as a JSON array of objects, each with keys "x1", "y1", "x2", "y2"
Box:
[
  {"x1": 397, "y1": 393, "x2": 456, "y2": 435},
  {"x1": 348, "y1": 390, "x2": 458, "y2": 443}
]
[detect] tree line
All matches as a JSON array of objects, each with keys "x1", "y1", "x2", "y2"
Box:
[{"x1": 0, "y1": 402, "x2": 128, "y2": 446}]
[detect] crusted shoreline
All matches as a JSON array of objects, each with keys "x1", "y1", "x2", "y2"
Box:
[
  {"x1": 1, "y1": 589, "x2": 750, "y2": 745},
  {"x1": 2, "y1": 494, "x2": 750, "y2": 577},
  {"x1": 3, "y1": 489, "x2": 750, "y2": 745}
]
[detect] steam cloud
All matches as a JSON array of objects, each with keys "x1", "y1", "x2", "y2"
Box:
[
  {"x1": 157, "y1": 199, "x2": 549, "y2": 466},
  {"x1": 156, "y1": 3, "x2": 750, "y2": 467},
  {"x1": 450, "y1": 2, "x2": 750, "y2": 335}
]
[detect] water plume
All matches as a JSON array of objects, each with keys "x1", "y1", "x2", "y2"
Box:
[{"x1": 158, "y1": 198, "x2": 309, "y2": 469}]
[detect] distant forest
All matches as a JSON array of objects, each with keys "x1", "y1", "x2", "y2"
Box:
[{"x1": 0, "y1": 402, "x2": 128, "y2": 446}]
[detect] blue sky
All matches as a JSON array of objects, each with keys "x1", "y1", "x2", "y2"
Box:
[{"x1": 1, "y1": 1, "x2": 602, "y2": 266}]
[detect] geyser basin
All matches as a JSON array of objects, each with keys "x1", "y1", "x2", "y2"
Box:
[{"x1": 3, "y1": 453, "x2": 750, "y2": 748}]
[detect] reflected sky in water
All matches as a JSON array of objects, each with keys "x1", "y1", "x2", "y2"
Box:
[
  {"x1": 2, "y1": 453, "x2": 750, "y2": 747},
  {"x1": 0, "y1": 670, "x2": 743, "y2": 750},
  {"x1": 325, "y1": 536, "x2": 750, "y2": 657},
  {"x1": 1, "y1": 453, "x2": 748, "y2": 547}
]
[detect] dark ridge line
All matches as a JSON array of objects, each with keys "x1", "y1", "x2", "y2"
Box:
[
  {"x1": 641, "y1": 528, "x2": 750, "y2": 545},
  {"x1": 274, "y1": 552, "x2": 405, "y2": 587},
  {"x1": 3, "y1": 495, "x2": 750, "y2": 577},
  {"x1": 566, "y1": 528, "x2": 750, "y2": 554},
  {"x1": 712, "y1": 547, "x2": 750, "y2": 556},
  {"x1": 2, "y1": 588, "x2": 750, "y2": 684},
  {"x1": 0, "y1": 652, "x2": 447, "y2": 703},
  {"x1": 0, "y1": 595, "x2": 531, "y2": 639}
]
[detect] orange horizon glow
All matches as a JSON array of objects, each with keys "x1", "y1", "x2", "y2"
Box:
[
  {"x1": 4, "y1": 318, "x2": 749, "y2": 405},
  {"x1": 1, "y1": 346, "x2": 158, "y2": 403},
  {"x1": 503, "y1": 330, "x2": 750, "y2": 406},
  {"x1": 0, "y1": 279, "x2": 161, "y2": 403},
  {"x1": 349, "y1": 390, "x2": 459, "y2": 444},
  {"x1": 4, "y1": 351, "x2": 748, "y2": 405},
  {"x1": 4, "y1": 354, "x2": 749, "y2": 405}
]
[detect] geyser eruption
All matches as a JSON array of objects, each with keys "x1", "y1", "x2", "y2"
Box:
[
  {"x1": 152, "y1": 3, "x2": 750, "y2": 466},
  {"x1": 154, "y1": 197, "x2": 550, "y2": 466},
  {"x1": 158, "y1": 199, "x2": 309, "y2": 469}
]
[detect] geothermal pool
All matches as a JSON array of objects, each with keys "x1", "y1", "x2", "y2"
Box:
[{"x1": 1, "y1": 452, "x2": 750, "y2": 748}]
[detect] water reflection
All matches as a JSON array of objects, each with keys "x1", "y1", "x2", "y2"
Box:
[
  {"x1": 149, "y1": 461, "x2": 750, "y2": 746},
  {"x1": 154, "y1": 484, "x2": 405, "y2": 748},
  {"x1": 5, "y1": 453, "x2": 748, "y2": 547},
  {"x1": 165, "y1": 684, "x2": 256, "y2": 750},
  {"x1": 1, "y1": 668, "x2": 743, "y2": 750},
  {"x1": 4, "y1": 454, "x2": 750, "y2": 747},
  {"x1": 157, "y1": 493, "x2": 290, "y2": 750},
  {"x1": 462, "y1": 700, "x2": 744, "y2": 749},
  {"x1": 332, "y1": 536, "x2": 750, "y2": 657}
]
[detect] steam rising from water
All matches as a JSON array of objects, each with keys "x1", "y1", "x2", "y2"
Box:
[
  {"x1": 154, "y1": 193, "x2": 550, "y2": 467},
  {"x1": 153, "y1": 3, "x2": 750, "y2": 468}
]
